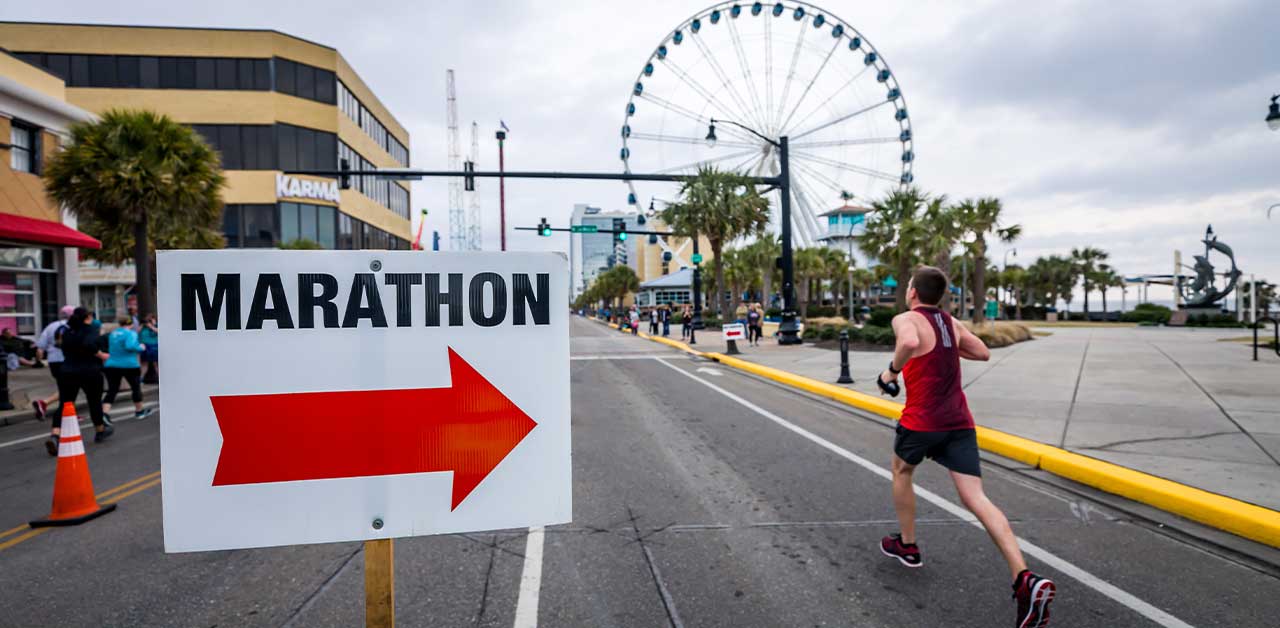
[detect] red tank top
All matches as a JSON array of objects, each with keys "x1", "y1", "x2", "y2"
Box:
[{"x1": 899, "y1": 307, "x2": 975, "y2": 432}]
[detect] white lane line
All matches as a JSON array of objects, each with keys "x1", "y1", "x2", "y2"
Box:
[
  {"x1": 512, "y1": 526, "x2": 545, "y2": 628},
  {"x1": 695, "y1": 367, "x2": 724, "y2": 376},
  {"x1": 0, "y1": 401, "x2": 159, "y2": 449},
  {"x1": 655, "y1": 358, "x2": 1195, "y2": 628}
]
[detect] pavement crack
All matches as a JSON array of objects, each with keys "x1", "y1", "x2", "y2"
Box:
[
  {"x1": 1059, "y1": 332, "x2": 1092, "y2": 448},
  {"x1": 278, "y1": 545, "x2": 362, "y2": 628},
  {"x1": 628, "y1": 505, "x2": 685, "y2": 628},
  {"x1": 1080, "y1": 430, "x2": 1241, "y2": 451},
  {"x1": 473, "y1": 534, "x2": 498, "y2": 627},
  {"x1": 1147, "y1": 341, "x2": 1280, "y2": 466},
  {"x1": 962, "y1": 342, "x2": 1024, "y2": 390}
]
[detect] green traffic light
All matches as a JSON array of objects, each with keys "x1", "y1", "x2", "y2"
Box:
[
  {"x1": 539, "y1": 227, "x2": 551, "y2": 237},
  {"x1": 618, "y1": 232, "x2": 628, "y2": 241}
]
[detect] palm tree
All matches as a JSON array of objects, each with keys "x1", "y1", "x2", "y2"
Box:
[
  {"x1": 1094, "y1": 264, "x2": 1123, "y2": 315},
  {"x1": 722, "y1": 247, "x2": 756, "y2": 316},
  {"x1": 43, "y1": 109, "x2": 226, "y2": 318},
  {"x1": 1070, "y1": 246, "x2": 1109, "y2": 315},
  {"x1": 595, "y1": 264, "x2": 639, "y2": 311},
  {"x1": 954, "y1": 197, "x2": 1021, "y2": 323},
  {"x1": 1002, "y1": 264, "x2": 1028, "y2": 320},
  {"x1": 857, "y1": 186, "x2": 932, "y2": 311},
  {"x1": 742, "y1": 236, "x2": 781, "y2": 307},
  {"x1": 793, "y1": 247, "x2": 827, "y2": 319},
  {"x1": 849, "y1": 267, "x2": 877, "y2": 320},
  {"x1": 660, "y1": 166, "x2": 771, "y2": 317}
]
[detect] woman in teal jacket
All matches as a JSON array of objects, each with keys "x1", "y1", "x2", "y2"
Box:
[{"x1": 103, "y1": 315, "x2": 152, "y2": 419}]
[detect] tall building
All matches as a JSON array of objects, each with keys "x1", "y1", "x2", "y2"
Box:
[
  {"x1": 0, "y1": 49, "x2": 98, "y2": 335},
  {"x1": 568, "y1": 204, "x2": 637, "y2": 299},
  {"x1": 0, "y1": 22, "x2": 412, "y2": 252}
]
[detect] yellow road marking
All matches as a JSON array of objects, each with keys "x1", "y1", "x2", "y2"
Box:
[
  {"x1": 0, "y1": 470, "x2": 162, "y2": 553},
  {"x1": 0, "y1": 529, "x2": 47, "y2": 551},
  {"x1": 100, "y1": 478, "x2": 162, "y2": 505},
  {"x1": 97, "y1": 471, "x2": 162, "y2": 501}
]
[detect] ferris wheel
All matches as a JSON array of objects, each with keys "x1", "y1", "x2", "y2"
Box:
[{"x1": 620, "y1": 1, "x2": 913, "y2": 249}]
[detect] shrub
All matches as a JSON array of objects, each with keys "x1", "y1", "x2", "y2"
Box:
[
  {"x1": 805, "y1": 316, "x2": 850, "y2": 328},
  {"x1": 962, "y1": 321, "x2": 1034, "y2": 348},
  {"x1": 868, "y1": 307, "x2": 896, "y2": 328},
  {"x1": 819, "y1": 325, "x2": 839, "y2": 340},
  {"x1": 765, "y1": 308, "x2": 782, "y2": 318},
  {"x1": 1121, "y1": 303, "x2": 1172, "y2": 324},
  {"x1": 805, "y1": 305, "x2": 839, "y2": 318},
  {"x1": 802, "y1": 326, "x2": 819, "y2": 340},
  {"x1": 860, "y1": 325, "x2": 896, "y2": 345}
]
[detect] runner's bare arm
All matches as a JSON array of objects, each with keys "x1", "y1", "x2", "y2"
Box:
[
  {"x1": 953, "y1": 320, "x2": 991, "y2": 361},
  {"x1": 885, "y1": 313, "x2": 922, "y2": 375}
]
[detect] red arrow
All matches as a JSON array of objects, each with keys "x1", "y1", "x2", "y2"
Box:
[{"x1": 209, "y1": 348, "x2": 536, "y2": 510}]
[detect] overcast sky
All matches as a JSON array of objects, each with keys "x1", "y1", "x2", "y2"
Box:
[{"x1": 10, "y1": 0, "x2": 1280, "y2": 308}]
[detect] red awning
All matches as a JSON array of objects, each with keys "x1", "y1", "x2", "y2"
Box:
[{"x1": 0, "y1": 213, "x2": 101, "y2": 249}]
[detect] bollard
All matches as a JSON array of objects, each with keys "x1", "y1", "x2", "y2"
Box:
[
  {"x1": 837, "y1": 330, "x2": 854, "y2": 384},
  {"x1": 726, "y1": 339, "x2": 741, "y2": 355}
]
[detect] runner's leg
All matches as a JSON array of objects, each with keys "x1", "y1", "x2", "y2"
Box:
[
  {"x1": 951, "y1": 471, "x2": 1027, "y2": 580},
  {"x1": 892, "y1": 455, "x2": 918, "y2": 544}
]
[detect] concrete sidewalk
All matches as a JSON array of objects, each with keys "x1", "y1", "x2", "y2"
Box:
[{"x1": 720, "y1": 325, "x2": 1280, "y2": 511}]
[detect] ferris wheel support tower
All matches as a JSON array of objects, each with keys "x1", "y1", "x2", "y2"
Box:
[{"x1": 446, "y1": 70, "x2": 466, "y2": 251}]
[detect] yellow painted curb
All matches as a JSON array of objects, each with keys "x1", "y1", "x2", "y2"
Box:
[{"x1": 685, "y1": 348, "x2": 1280, "y2": 549}]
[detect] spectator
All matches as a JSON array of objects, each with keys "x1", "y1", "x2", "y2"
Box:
[
  {"x1": 139, "y1": 314, "x2": 159, "y2": 384},
  {"x1": 126, "y1": 305, "x2": 141, "y2": 331},
  {"x1": 659, "y1": 305, "x2": 671, "y2": 337},
  {"x1": 103, "y1": 315, "x2": 152, "y2": 420},
  {"x1": 681, "y1": 305, "x2": 692, "y2": 341},
  {"x1": 629, "y1": 306, "x2": 640, "y2": 334},
  {"x1": 648, "y1": 307, "x2": 659, "y2": 335},
  {"x1": 45, "y1": 307, "x2": 112, "y2": 456},
  {"x1": 32, "y1": 305, "x2": 74, "y2": 425}
]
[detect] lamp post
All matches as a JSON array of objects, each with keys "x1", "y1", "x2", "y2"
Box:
[
  {"x1": 496, "y1": 128, "x2": 507, "y2": 251},
  {"x1": 706, "y1": 118, "x2": 801, "y2": 344},
  {"x1": 1267, "y1": 95, "x2": 1280, "y2": 131}
]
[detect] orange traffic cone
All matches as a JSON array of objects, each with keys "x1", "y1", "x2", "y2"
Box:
[{"x1": 29, "y1": 403, "x2": 116, "y2": 527}]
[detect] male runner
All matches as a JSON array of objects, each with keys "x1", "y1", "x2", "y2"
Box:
[{"x1": 877, "y1": 266, "x2": 1055, "y2": 628}]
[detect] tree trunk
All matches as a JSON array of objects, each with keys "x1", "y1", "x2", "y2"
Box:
[
  {"x1": 712, "y1": 242, "x2": 727, "y2": 318},
  {"x1": 798, "y1": 282, "x2": 809, "y2": 319},
  {"x1": 134, "y1": 211, "x2": 155, "y2": 318},
  {"x1": 1015, "y1": 288, "x2": 1023, "y2": 320},
  {"x1": 972, "y1": 241, "x2": 988, "y2": 323},
  {"x1": 1082, "y1": 281, "x2": 1090, "y2": 314},
  {"x1": 761, "y1": 264, "x2": 774, "y2": 310},
  {"x1": 1101, "y1": 290, "x2": 1108, "y2": 317},
  {"x1": 895, "y1": 259, "x2": 910, "y2": 312}
]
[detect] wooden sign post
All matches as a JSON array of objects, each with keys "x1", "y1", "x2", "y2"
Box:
[{"x1": 365, "y1": 539, "x2": 395, "y2": 628}]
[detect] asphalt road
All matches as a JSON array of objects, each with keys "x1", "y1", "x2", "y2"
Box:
[{"x1": 1, "y1": 316, "x2": 1277, "y2": 627}]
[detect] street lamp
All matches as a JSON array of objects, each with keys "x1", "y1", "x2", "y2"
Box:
[
  {"x1": 706, "y1": 118, "x2": 801, "y2": 344},
  {"x1": 1268, "y1": 95, "x2": 1280, "y2": 131}
]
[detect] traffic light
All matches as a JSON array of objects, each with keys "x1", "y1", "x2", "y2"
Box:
[
  {"x1": 463, "y1": 161, "x2": 475, "y2": 192},
  {"x1": 339, "y1": 158, "x2": 351, "y2": 190},
  {"x1": 537, "y1": 217, "x2": 552, "y2": 237},
  {"x1": 612, "y1": 218, "x2": 628, "y2": 242},
  {"x1": 648, "y1": 234, "x2": 658, "y2": 244}
]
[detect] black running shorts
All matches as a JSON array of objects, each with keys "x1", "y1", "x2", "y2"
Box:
[{"x1": 893, "y1": 425, "x2": 981, "y2": 477}]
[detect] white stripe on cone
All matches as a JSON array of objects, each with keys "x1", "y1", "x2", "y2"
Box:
[
  {"x1": 59, "y1": 413, "x2": 82, "y2": 439},
  {"x1": 58, "y1": 439, "x2": 85, "y2": 457}
]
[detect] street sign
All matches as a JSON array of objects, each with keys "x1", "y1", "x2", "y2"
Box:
[
  {"x1": 570, "y1": 225, "x2": 598, "y2": 233},
  {"x1": 158, "y1": 250, "x2": 571, "y2": 553},
  {"x1": 722, "y1": 323, "x2": 746, "y2": 341},
  {"x1": 692, "y1": 253, "x2": 704, "y2": 264}
]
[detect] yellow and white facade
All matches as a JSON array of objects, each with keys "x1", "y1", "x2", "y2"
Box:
[{"x1": 0, "y1": 21, "x2": 412, "y2": 250}]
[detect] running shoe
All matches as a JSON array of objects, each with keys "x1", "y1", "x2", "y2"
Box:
[
  {"x1": 1012, "y1": 570, "x2": 1056, "y2": 628},
  {"x1": 94, "y1": 424, "x2": 115, "y2": 443},
  {"x1": 135, "y1": 408, "x2": 154, "y2": 420},
  {"x1": 32, "y1": 399, "x2": 46, "y2": 422},
  {"x1": 44, "y1": 434, "x2": 59, "y2": 457},
  {"x1": 879, "y1": 533, "x2": 923, "y2": 568}
]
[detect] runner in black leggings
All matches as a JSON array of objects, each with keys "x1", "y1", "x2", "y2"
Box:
[{"x1": 47, "y1": 307, "x2": 112, "y2": 453}]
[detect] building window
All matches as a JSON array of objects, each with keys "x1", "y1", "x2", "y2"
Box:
[
  {"x1": 16, "y1": 52, "x2": 272, "y2": 92},
  {"x1": 273, "y1": 57, "x2": 336, "y2": 105},
  {"x1": 279, "y1": 202, "x2": 338, "y2": 248},
  {"x1": 9, "y1": 122, "x2": 38, "y2": 174},
  {"x1": 241, "y1": 204, "x2": 279, "y2": 248},
  {"x1": 337, "y1": 80, "x2": 409, "y2": 167},
  {"x1": 338, "y1": 140, "x2": 410, "y2": 219}
]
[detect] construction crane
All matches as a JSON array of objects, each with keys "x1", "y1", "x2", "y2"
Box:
[
  {"x1": 466, "y1": 121, "x2": 482, "y2": 250},
  {"x1": 446, "y1": 70, "x2": 466, "y2": 251}
]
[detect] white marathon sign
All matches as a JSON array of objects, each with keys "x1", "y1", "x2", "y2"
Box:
[
  {"x1": 157, "y1": 250, "x2": 571, "y2": 552},
  {"x1": 722, "y1": 322, "x2": 746, "y2": 341}
]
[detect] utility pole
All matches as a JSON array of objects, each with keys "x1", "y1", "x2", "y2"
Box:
[
  {"x1": 466, "y1": 122, "x2": 482, "y2": 250},
  {"x1": 496, "y1": 123, "x2": 508, "y2": 251}
]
